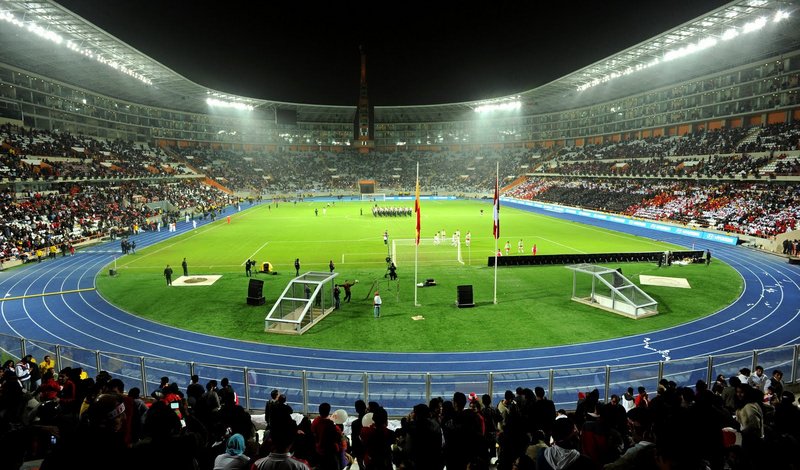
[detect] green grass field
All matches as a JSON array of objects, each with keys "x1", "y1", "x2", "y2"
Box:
[{"x1": 95, "y1": 200, "x2": 743, "y2": 352}]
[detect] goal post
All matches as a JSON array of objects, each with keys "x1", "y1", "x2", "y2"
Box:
[
  {"x1": 392, "y1": 238, "x2": 464, "y2": 267},
  {"x1": 361, "y1": 193, "x2": 386, "y2": 202}
]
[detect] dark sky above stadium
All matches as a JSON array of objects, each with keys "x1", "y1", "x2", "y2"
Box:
[{"x1": 57, "y1": 0, "x2": 731, "y2": 107}]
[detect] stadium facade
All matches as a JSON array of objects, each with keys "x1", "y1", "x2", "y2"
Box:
[{"x1": 0, "y1": 0, "x2": 798, "y2": 156}]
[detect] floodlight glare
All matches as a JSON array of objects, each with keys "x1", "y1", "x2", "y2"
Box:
[
  {"x1": 576, "y1": 5, "x2": 787, "y2": 92},
  {"x1": 206, "y1": 98, "x2": 254, "y2": 111},
  {"x1": 26, "y1": 22, "x2": 63, "y2": 44},
  {"x1": 743, "y1": 17, "x2": 767, "y2": 33},
  {"x1": 474, "y1": 101, "x2": 522, "y2": 113},
  {"x1": 721, "y1": 28, "x2": 740, "y2": 40},
  {"x1": 1, "y1": 11, "x2": 152, "y2": 85}
]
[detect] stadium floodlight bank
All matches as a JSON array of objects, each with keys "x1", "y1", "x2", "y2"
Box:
[
  {"x1": 265, "y1": 271, "x2": 339, "y2": 335},
  {"x1": 392, "y1": 238, "x2": 464, "y2": 267},
  {"x1": 566, "y1": 264, "x2": 658, "y2": 319}
]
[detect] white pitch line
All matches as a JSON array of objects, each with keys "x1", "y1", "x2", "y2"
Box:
[
  {"x1": 116, "y1": 223, "x2": 223, "y2": 268},
  {"x1": 534, "y1": 235, "x2": 587, "y2": 254},
  {"x1": 243, "y1": 241, "x2": 269, "y2": 265}
]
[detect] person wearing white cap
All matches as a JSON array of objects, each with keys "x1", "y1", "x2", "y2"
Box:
[{"x1": 373, "y1": 291, "x2": 382, "y2": 318}]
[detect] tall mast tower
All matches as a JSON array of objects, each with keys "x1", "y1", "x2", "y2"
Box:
[{"x1": 355, "y1": 45, "x2": 374, "y2": 151}]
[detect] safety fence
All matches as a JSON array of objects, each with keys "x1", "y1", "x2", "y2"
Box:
[{"x1": 2, "y1": 334, "x2": 796, "y2": 417}]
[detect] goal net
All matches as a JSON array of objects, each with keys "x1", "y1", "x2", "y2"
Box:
[
  {"x1": 361, "y1": 193, "x2": 386, "y2": 202},
  {"x1": 392, "y1": 238, "x2": 464, "y2": 267}
]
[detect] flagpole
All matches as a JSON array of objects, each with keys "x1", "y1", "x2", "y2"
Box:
[
  {"x1": 414, "y1": 162, "x2": 420, "y2": 307},
  {"x1": 493, "y1": 162, "x2": 499, "y2": 304}
]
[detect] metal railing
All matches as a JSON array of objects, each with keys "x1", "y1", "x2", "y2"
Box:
[{"x1": 3, "y1": 333, "x2": 796, "y2": 417}]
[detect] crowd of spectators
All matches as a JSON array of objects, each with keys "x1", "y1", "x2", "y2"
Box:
[
  {"x1": 3, "y1": 121, "x2": 797, "y2": 196},
  {"x1": 752, "y1": 122, "x2": 800, "y2": 152},
  {"x1": 0, "y1": 180, "x2": 236, "y2": 263},
  {"x1": 546, "y1": 154, "x2": 773, "y2": 179},
  {"x1": 0, "y1": 124, "x2": 187, "y2": 180},
  {"x1": 550, "y1": 123, "x2": 799, "y2": 164},
  {"x1": 0, "y1": 135, "x2": 537, "y2": 196},
  {"x1": 170, "y1": 146, "x2": 535, "y2": 196},
  {"x1": 772, "y1": 155, "x2": 800, "y2": 175},
  {"x1": 508, "y1": 178, "x2": 799, "y2": 238},
  {"x1": 3, "y1": 120, "x2": 800, "y2": 254},
  {"x1": 0, "y1": 358, "x2": 797, "y2": 470}
]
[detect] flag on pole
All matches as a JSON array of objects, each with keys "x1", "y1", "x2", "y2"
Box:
[
  {"x1": 493, "y1": 162, "x2": 499, "y2": 305},
  {"x1": 414, "y1": 172, "x2": 421, "y2": 246},
  {"x1": 493, "y1": 175, "x2": 500, "y2": 239},
  {"x1": 414, "y1": 162, "x2": 421, "y2": 307}
]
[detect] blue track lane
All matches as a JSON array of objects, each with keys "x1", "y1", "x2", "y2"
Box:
[{"x1": 1, "y1": 201, "x2": 799, "y2": 374}]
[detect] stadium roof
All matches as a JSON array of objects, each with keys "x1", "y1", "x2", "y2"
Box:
[{"x1": 1, "y1": 0, "x2": 798, "y2": 124}]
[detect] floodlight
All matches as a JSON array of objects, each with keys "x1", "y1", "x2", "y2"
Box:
[
  {"x1": 206, "y1": 98, "x2": 254, "y2": 111},
  {"x1": 743, "y1": 17, "x2": 767, "y2": 33},
  {"x1": 1, "y1": 11, "x2": 151, "y2": 85},
  {"x1": 576, "y1": 4, "x2": 789, "y2": 92},
  {"x1": 474, "y1": 101, "x2": 522, "y2": 113},
  {"x1": 773, "y1": 11, "x2": 789, "y2": 22},
  {"x1": 721, "y1": 28, "x2": 740, "y2": 40}
]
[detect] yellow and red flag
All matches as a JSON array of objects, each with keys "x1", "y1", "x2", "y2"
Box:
[{"x1": 414, "y1": 175, "x2": 421, "y2": 245}]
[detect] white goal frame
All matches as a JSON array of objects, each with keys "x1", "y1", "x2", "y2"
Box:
[
  {"x1": 361, "y1": 193, "x2": 386, "y2": 202},
  {"x1": 392, "y1": 238, "x2": 463, "y2": 267}
]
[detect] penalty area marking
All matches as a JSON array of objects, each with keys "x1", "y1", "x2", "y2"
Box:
[{"x1": 1, "y1": 287, "x2": 96, "y2": 302}]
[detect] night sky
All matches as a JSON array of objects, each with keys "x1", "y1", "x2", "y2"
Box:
[{"x1": 56, "y1": 0, "x2": 731, "y2": 106}]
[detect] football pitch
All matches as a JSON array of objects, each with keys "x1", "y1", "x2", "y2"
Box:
[{"x1": 95, "y1": 200, "x2": 743, "y2": 352}]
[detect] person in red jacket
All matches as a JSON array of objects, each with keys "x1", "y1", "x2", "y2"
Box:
[
  {"x1": 311, "y1": 402, "x2": 342, "y2": 470},
  {"x1": 56, "y1": 367, "x2": 77, "y2": 412}
]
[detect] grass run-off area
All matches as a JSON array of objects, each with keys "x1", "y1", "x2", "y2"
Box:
[{"x1": 95, "y1": 200, "x2": 742, "y2": 352}]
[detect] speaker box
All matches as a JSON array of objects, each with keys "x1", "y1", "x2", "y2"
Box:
[
  {"x1": 247, "y1": 279, "x2": 265, "y2": 306},
  {"x1": 456, "y1": 285, "x2": 475, "y2": 308},
  {"x1": 248, "y1": 279, "x2": 264, "y2": 298}
]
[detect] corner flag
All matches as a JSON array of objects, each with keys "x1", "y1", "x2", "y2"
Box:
[{"x1": 493, "y1": 173, "x2": 500, "y2": 239}]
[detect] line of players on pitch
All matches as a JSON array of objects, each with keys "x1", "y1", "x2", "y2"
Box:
[{"x1": 430, "y1": 229, "x2": 537, "y2": 256}]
